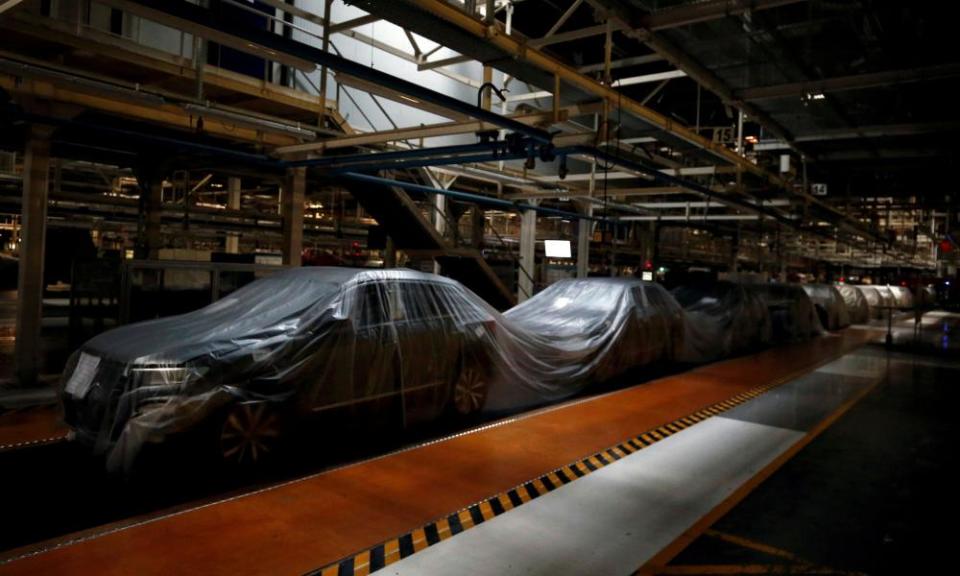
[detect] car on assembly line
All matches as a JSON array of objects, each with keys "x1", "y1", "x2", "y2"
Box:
[
  {"x1": 60, "y1": 268, "x2": 500, "y2": 470},
  {"x1": 502, "y1": 277, "x2": 685, "y2": 389},
  {"x1": 800, "y1": 284, "x2": 851, "y2": 330},
  {"x1": 671, "y1": 280, "x2": 772, "y2": 362}
]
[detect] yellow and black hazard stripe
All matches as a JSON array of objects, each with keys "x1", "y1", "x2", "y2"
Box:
[
  {"x1": 306, "y1": 378, "x2": 787, "y2": 576},
  {"x1": 0, "y1": 434, "x2": 68, "y2": 453}
]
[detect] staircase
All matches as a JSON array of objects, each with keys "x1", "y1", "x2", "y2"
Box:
[{"x1": 342, "y1": 177, "x2": 517, "y2": 310}]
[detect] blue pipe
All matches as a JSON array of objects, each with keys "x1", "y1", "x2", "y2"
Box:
[
  {"x1": 328, "y1": 152, "x2": 528, "y2": 174},
  {"x1": 125, "y1": 0, "x2": 553, "y2": 145},
  {"x1": 287, "y1": 142, "x2": 511, "y2": 168}
]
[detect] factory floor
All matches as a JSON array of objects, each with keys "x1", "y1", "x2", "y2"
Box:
[
  {"x1": 0, "y1": 317, "x2": 953, "y2": 576},
  {"x1": 661, "y1": 346, "x2": 957, "y2": 576}
]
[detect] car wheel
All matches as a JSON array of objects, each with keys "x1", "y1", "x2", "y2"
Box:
[
  {"x1": 452, "y1": 363, "x2": 488, "y2": 416},
  {"x1": 218, "y1": 402, "x2": 281, "y2": 466}
]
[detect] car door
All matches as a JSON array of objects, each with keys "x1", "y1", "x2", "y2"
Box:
[
  {"x1": 644, "y1": 285, "x2": 682, "y2": 360},
  {"x1": 393, "y1": 281, "x2": 459, "y2": 424},
  {"x1": 311, "y1": 281, "x2": 400, "y2": 412},
  {"x1": 631, "y1": 284, "x2": 666, "y2": 364}
]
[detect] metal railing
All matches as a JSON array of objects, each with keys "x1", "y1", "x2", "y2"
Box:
[{"x1": 420, "y1": 200, "x2": 534, "y2": 299}]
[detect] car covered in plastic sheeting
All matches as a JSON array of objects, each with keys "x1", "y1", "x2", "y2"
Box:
[
  {"x1": 744, "y1": 283, "x2": 824, "y2": 342},
  {"x1": 888, "y1": 286, "x2": 914, "y2": 309},
  {"x1": 60, "y1": 268, "x2": 508, "y2": 470},
  {"x1": 495, "y1": 278, "x2": 685, "y2": 410},
  {"x1": 800, "y1": 284, "x2": 851, "y2": 330},
  {"x1": 854, "y1": 285, "x2": 884, "y2": 319},
  {"x1": 856, "y1": 285, "x2": 896, "y2": 319},
  {"x1": 835, "y1": 284, "x2": 870, "y2": 324},
  {"x1": 671, "y1": 281, "x2": 772, "y2": 363}
]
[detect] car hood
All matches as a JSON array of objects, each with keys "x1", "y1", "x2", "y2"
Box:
[{"x1": 84, "y1": 272, "x2": 344, "y2": 364}]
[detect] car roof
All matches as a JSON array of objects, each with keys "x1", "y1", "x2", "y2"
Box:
[{"x1": 268, "y1": 266, "x2": 459, "y2": 288}]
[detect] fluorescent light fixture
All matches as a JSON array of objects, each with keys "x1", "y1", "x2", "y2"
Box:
[
  {"x1": 807, "y1": 92, "x2": 826, "y2": 100},
  {"x1": 544, "y1": 240, "x2": 571, "y2": 258}
]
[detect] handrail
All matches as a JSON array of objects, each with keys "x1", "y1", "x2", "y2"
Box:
[{"x1": 420, "y1": 198, "x2": 532, "y2": 299}]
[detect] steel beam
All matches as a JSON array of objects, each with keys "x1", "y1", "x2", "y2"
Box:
[
  {"x1": 225, "y1": 177, "x2": 241, "y2": 254},
  {"x1": 418, "y1": 54, "x2": 472, "y2": 71},
  {"x1": 381, "y1": 0, "x2": 794, "y2": 188},
  {"x1": 282, "y1": 167, "x2": 305, "y2": 266},
  {"x1": 610, "y1": 69, "x2": 687, "y2": 87},
  {"x1": 0, "y1": 0, "x2": 25, "y2": 15},
  {"x1": 737, "y1": 63, "x2": 960, "y2": 101},
  {"x1": 639, "y1": 0, "x2": 808, "y2": 31},
  {"x1": 14, "y1": 129, "x2": 50, "y2": 387},
  {"x1": 578, "y1": 54, "x2": 665, "y2": 74},
  {"x1": 328, "y1": 14, "x2": 380, "y2": 34},
  {"x1": 793, "y1": 122, "x2": 960, "y2": 142},
  {"x1": 576, "y1": 203, "x2": 593, "y2": 278},
  {"x1": 518, "y1": 200, "x2": 537, "y2": 301},
  {"x1": 275, "y1": 111, "x2": 565, "y2": 155},
  {"x1": 530, "y1": 23, "x2": 617, "y2": 48}
]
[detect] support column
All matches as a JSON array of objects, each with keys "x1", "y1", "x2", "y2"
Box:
[
  {"x1": 15, "y1": 130, "x2": 50, "y2": 387},
  {"x1": 282, "y1": 167, "x2": 305, "y2": 266},
  {"x1": 576, "y1": 204, "x2": 593, "y2": 278},
  {"x1": 144, "y1": 179, "x2": 163, "y2": 259},
  {"x1": 471, "y1": 205, "x2": 484, "y2": 249},
  {"x1": 518, "y1": 200, "x2": 537, "y2": 302},
  {"x1": 730, "y1": 226, "x2": 740, "y2": 274},
  {"x1": 383, "y1": 236, "x2": 396, "y2": 268},
  {"x1": 434, "y1": 194, "x2": 447, "y2": 238},
  {"x1": 225, "y1": 176, "x2": 241, "y2": 254}
]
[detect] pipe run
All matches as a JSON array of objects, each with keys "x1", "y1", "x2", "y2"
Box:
[
  {"x1": 328, "y1": 152, "x2": 529, "y2": 174},
  {"x1": 286, "y1": 142, "x2": 514, "y2": 169},
  {"x1": 338, "y1": 172, "x2": 609, "y2": 223},
  {"x1": 572, "y1": 146, "x2": 797, "y2": 227}
]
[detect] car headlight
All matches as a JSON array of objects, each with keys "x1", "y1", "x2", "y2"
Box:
[
  {"x1": 126, "y1": 366, "x2": 209, "y2": 417},
  {"x1": 131, "y1": 366, "x2": 190, "y2": 388}
]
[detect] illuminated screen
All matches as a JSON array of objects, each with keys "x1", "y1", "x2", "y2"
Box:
[{"x1": 544, "y1": 240, "x2": 572, "y2": 258}]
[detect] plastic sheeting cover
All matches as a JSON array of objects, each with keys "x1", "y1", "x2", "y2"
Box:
[
  {"x1": 888, "y1": 286, "x2": 915, "y2": 309},
  {"x1": 498, "y1": 278, "x2": 684, "y2": 410},
  {"x1": 60, "y1": 269, "x2": 686, "y2": 469},
  {"x1": 854, "y1": 285, "x2": 883, "y2": 319},
  {"x1": 62, "y1": 268, "x2": 502, "y2": 469},
  {"x1": 835, "y1": 284, "x2": 870, "y2": 324},
  {"x1": 671, "y1": 281, "x2": 772, "y2": 363},
  {"x1": 856, "y1": 285, "x2": 895, "y2": 319},
  {"x1": 744, "y1": 283, "x2": 825, "y2": 341},
  {"x1": 800, "y1": 284, "x2": 851, "y2": 330}
]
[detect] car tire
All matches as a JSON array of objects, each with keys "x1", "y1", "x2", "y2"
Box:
[
  {"x1": 216, "y1": 401, "x2": 282, "y2": 466},
  {"x1": 450, "y1": 359, "x2": 489, "y2": 417}
]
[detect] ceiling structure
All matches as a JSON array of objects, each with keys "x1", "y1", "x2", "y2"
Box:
[{"x1": 1, "y1": 0, "x2": 957, "y2": 273}]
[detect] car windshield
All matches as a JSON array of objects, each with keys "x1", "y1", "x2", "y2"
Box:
[
  {"x1": 200, "y1": 270, "x2": 343, "y2": 326},
  {"x1": 505, "y1": 280, "x2": 631, "y2": 339}
]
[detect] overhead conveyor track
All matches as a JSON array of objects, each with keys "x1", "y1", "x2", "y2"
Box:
[{"x1": 349, "y1": 0, "x2": 887, "y2": 245}]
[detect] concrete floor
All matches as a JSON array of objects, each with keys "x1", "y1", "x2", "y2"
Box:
[
  {"x1": 0, "y1": 319, "x2": 952, "y2": 575},
  {"x1": 663, "y1": 346, "x2": 959, "y2": 576}
]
